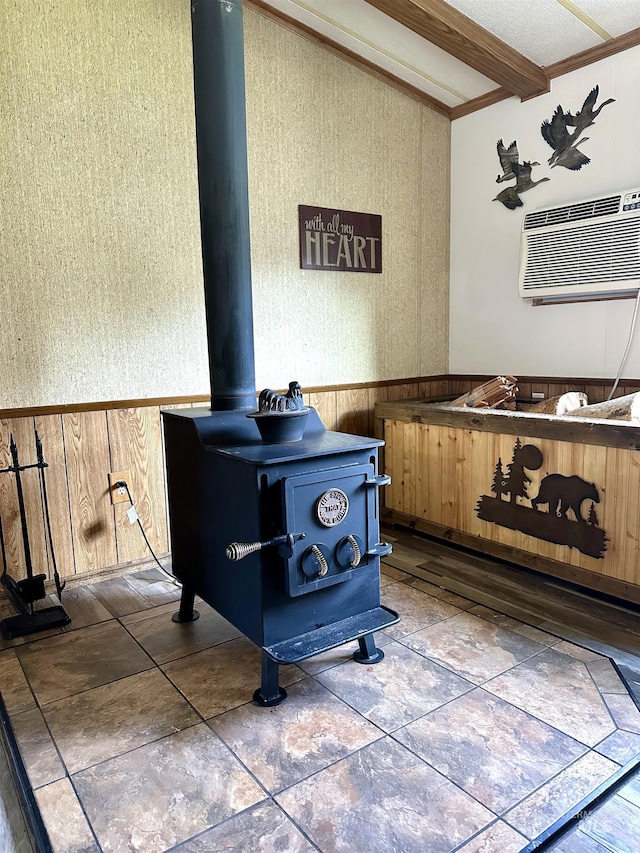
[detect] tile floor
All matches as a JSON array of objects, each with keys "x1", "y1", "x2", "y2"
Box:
[{"x1": 1, "y1": 539, "x2": 640, "y2": 853}]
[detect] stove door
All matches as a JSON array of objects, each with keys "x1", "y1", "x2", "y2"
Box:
[{"x1": 280, "y1": 462, "x2": 385, "y2": 597}]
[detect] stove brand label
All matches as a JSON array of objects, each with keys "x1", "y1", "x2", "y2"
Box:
[
  {"x1": 316, "y1": 488, "x2": 349, "y2": 527},
  {"x1": 299, "y1": 205, "x2": 382, "y2": 273}
]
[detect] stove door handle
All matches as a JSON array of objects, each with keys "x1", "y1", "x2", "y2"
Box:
[
  {"x1": 364, "y1": 474, "x2": 391, "y2": 487},
  {"x1": 226, "y1": 532, "x2": 305, "y2": 562}
]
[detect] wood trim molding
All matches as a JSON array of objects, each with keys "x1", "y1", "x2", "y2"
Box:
[
  {"x1": 545, "y1": 26, "x2": 640, "y2": 79},
  {"x1": 374, "y1": 399, "x2": 640, "y2": 451},
  {"x1": 363, "y1": 0, "x2": 548, "y2": 100},
  {"x1": 3, "y1": 375, "x2": 638, "y2": 421},
  {"x1": 449, "y1": 86, "x2": 512, "y2": 120},
  {"x1": 452, "y1": 28, "x2": 640, "y2": 120},
  {"x1": 0, "y1": 377, "x2": 449, "y2": 420},
  {"x1": 245, "y1": 0, "x2": 452, "y2": 117},
  {"x1": 247, "y1": 1, "x2": 640, "y2": 122},
  {"x1": 0, "y1": 395, "x2": 211, "y2": 420}
]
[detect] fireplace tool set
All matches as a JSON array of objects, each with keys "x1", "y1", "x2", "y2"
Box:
[{"x1": 0, "y1": 431, "x2": 70, "y2": 640}]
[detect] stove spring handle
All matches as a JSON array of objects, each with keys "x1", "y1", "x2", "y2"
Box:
[
  {"x1": 346, "y1": 535, "x2": 361, "y2": 568},
  {"x1": 310, "y1": 544, "x2": 329, "y2": 577},
  {"x1": 226, "y1": 532, "x2": 305, "y2": 562}
]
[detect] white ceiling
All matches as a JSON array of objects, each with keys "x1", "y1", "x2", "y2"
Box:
[{"x1": 253, "y1": 0, "x2": 640, "y2": 115}]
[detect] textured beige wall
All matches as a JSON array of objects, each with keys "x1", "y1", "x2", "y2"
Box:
[{"x1": 0, "y1": 1, "x2": 449, "y2": 408}]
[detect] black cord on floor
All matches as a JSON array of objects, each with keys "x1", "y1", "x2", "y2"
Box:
[{"x1": 115, "y1": 481, "x2": 181, "y2": 587}]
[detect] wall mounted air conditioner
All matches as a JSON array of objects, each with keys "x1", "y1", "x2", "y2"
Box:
[{"x1": 519, "y1": 188, "x2": 640, "y2": 299}]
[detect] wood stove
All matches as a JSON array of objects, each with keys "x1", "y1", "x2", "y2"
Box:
[{"x1": 162, "y1": 0, "x2": 398, "y2": 706}]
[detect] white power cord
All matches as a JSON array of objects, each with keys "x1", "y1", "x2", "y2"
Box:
[
  {"x1": 116, "y1": 481, "x2": 181, "y2": 587},
  {"x1": 607, "y1": 289, "x2": 640, "y2": 401}
]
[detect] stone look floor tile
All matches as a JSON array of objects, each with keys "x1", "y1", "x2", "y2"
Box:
[
  {"x1": 601, "y1": 693, "x2": 640, "y2": 734},
  {"x1": 276, "y1": 736, "x2": 494, "y2": 853},
  {"x1": 42, "y1": 668, "x2": 201, "y2": 773},
  {"x1": 15, "y1": 621, "x2": 153, "y2": 705},
  {"x1": 456, "y1": 819, "x2": 528, "y2": 852},
  {"x1": 587, "y1": 658, "x2": 629, "y2": 694},
  {"x1": 394, "y1": 687, "x2": 587, "y2": 813},
  {"x1": 316, "y1": 640, "x2": 472, "y2": 732},
  {"x1": 485, "y1": 648, "x2": 617, "y2": 746},
  {"x1": 34, "y1": 777, "x2": 99, "y2": 853},
  {"x1": 0, "y1": 651, "x2": 35, "y2": 715},
  {"x1": 381, "y1": 583, "x2": 461, "y2": 638},
  {"x1": 162, "y1": 636, "x2": 304, "y2": 718},
  {"x1": 124, "y1": 570, "x2": 183, "y2": 607},
  {"x1": 401, "y1": 611, "x2": 545, "y2": 684},
  {"x1": 72, "y1": 723, "x2": 265, "y2": 853},
  {"x1": 120, "y1": 599, "x2": 180, "y2": 626},
  {"x1": 88, "y1": 577, "x2": 155, "y2": 618},
  {"x1": 57, "y1": 587, "x2": 113, "y2": 632},
  {"x1": 172, "y1": 800, "x2": 316, "y2": 852},
  {"x1": 209, "y1": 677, "x2": 383, "y2": 793},
  {"x1": 124, "y1": 604, "x2": 241, "y2": 664},
  {"x1": 504, "y1": 751, "x2": 620, "y2": 839},
  {"x1": 296, "y1": 632, "x2": 391, "y2": 676},
  {"x1": 10, "y1": 707, "x2": 66, "y2": 788},
  {"x1": 552, "y1": 641, "x2": 605, "y2": 662},
  {"x1": 594, "y1": 730, "x2": 640, "y2": 764}
]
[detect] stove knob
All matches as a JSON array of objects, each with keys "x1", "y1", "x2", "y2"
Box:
[
  {"x1": 335, "y1": 534, "x2": 364, "y2": 569},
  {"x1": 301, "y1": 544, "x2": 330, "y2": 578}
]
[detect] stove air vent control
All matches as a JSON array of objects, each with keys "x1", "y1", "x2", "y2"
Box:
[
  {"x1": 336, "y1": 534, "x2": 363, "y2": 568},
  {"x1": 302, "y1": 543, "x2": 330, "y2": 578}
]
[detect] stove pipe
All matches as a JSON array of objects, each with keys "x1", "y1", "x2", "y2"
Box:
[{"x1": 190, "y1": 0, "x2": 256, "y2": 411}]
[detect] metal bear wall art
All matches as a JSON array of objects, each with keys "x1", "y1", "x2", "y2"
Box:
[{"x1": 476, "y1": 438, "x2": 608, "y2": 559}]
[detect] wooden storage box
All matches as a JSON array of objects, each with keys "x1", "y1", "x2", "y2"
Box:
[{"x1": 375, "y1": 400, "x2": 640, "y2": 604}]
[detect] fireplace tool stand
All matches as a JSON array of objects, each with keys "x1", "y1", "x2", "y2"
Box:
[{"x1": 0, "y1": 431, "x2": 70, "y2": 640}]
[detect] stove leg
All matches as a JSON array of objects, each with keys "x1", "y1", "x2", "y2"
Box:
[
  {"x1": 172, "y1": 586, "x2": 200, "y2": 623},
  {"x1": 253, "y1": 652, "x2": 287, "y2": 707},
  {"x1": 353, "y1": 632, "x2": 385, "y2": 664}
]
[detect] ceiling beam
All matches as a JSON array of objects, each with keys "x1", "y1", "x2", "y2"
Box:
[
  {"x1": 245, "y1": 0, "x2": 452, "y2": 117},
  {"x1": 364, "y1": 0, "x2": 548, "y2": 100}
]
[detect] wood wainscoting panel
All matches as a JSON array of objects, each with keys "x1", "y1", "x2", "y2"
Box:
[
  {"x1": 35, "y1": 414, "x2": 76, "y2": 581},
  {"x1": 307, "y1": 391, "x2": 338, "y2": 432},
  {"x1": 0, "y1": 416, "x2": 47, "y2": 582},
  {"x1": 367, "y1": 385, "x2": 387, "y2": 438},
  {"x1": 106, "y1": 406, "x2": 169, "y2": 565},
  {"x1": 62, "y1": 411, "x2": 117, "y2": 576},
  {"x1": 336, "y1": 388, "x2": 369, "y2": 436}
]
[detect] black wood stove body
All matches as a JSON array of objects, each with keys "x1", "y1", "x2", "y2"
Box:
[
  {"x1": 163, "y1": 0, "x2": 398, "y2": 705},
  {"x1": 164, "y1": 407, "x2": 397, "y2": 705}
]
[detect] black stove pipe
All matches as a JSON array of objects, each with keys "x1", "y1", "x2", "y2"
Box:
[{"x1": 190, "y1": 0, "x2": 256, "y2": 411}]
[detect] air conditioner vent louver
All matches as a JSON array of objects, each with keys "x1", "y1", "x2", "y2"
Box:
[
  {"x1": 523, "y1": 195, "x2": 621, "y2": 230},
  {"x1": 519, "y1": 188, "x2": 640, "y2": 299}
]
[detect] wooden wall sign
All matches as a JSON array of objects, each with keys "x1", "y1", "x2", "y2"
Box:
[
  {"x1": 299, "y1": 205, "x2": 382, "y2": 273},
  {"x1": 476, "y1": 437, "x2": 608, "y2": 559}
]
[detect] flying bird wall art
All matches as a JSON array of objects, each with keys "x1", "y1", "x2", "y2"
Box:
[
  {"x1": 493, "y1": 139, "x2": 549, "y2": 210},
  {"x1": 541, "y1": 85, "x2": 615, "y2": 171}
]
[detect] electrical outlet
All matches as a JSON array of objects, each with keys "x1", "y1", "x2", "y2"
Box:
[
  {"x1": 108, "y1": 471, "x2": 130, "y2": 504},
  {"x1": 532, "y1": 392, "x2": 545, "y2": 399}
]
